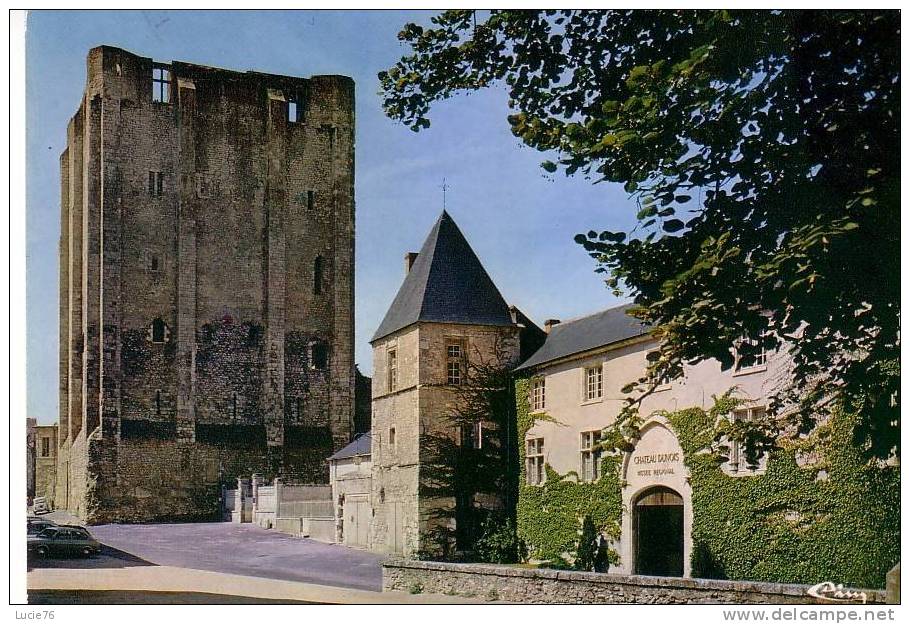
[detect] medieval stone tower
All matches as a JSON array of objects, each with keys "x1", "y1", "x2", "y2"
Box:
[
  {"x1": 56, "y1": 46, "x2": 355, "y2": 522},
  {"x1": 369, "y1": 211, "x2": 542, "y2": 556}
]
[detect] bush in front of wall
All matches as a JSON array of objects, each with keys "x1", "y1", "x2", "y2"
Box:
[{"x1": 473, "y1": 514, "x2": 527, "y2": 564}]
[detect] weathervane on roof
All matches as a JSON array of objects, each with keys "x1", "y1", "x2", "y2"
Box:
[{"x1": 441, "y1": 178, "x2": 448, "y2": 211}]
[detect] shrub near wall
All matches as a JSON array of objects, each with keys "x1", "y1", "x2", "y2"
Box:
[
  {"x1": 668, "y1": 402, "x2": 900, "y2": 589},
  {"x1": 515, "y1": 377, "x2": 623, "y2": 565},
  {"x1": 515, "y1": 378, "x2": 900, "y2": 587}
]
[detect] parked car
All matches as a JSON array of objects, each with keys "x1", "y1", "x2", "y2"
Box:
[
  {"x1": 28, "y1": 525, "x2": 101, "y2": 557},
  {"x1": 32, "y1": 497, "x2": 51, "y2": 514},
  {"x1": 27, "y1": 517, "x2": 57, "y2": 536}
]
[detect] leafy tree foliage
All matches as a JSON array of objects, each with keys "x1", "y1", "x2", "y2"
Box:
[
  {"x1": 380, "y1": 10, "x2": 900, "y2": 458},
  {"x1": 418, "y1": 338, "x2": 521, "y2": 561},
  {"x1": 474, "y1": 516, "x2": 527, "y2": 564}
]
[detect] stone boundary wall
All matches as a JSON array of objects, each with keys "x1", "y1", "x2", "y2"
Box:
[
  {"x1": 280, "y1": 485, "x2": 332, "y2": 502},
  {"x1": 383, "y1": 560, "x2": 888, "y2": 605}
]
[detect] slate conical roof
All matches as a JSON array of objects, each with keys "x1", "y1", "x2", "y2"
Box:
[{"x1": 371, "y1": 211, "x2": 515, "y2": 342}]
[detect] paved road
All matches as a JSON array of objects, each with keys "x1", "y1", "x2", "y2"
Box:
[
  {"x1": 29, "y1": 517, "x2": 385, "y2": 592},
  {"x1": 29, "y1": 589, "x2": 317, "y2": 604}
]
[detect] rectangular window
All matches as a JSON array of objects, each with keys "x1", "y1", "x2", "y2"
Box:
[
  {"x1": 584, "y1": 365, "x2": 603, "y2": 401},
  {"x1": 151, "y1": 318, "x2": 166, "y2": 343},
  {"x1": 288, "y1": 100, "x2": 298, "y2": 123},
  {"x1": 311, "y1": 343, "x2": 328, "y2": 370},
  {"x1": 580, "y1": 430, "x2": 602, "y2": 482},
  {"x1": 526, "y1": 437, "x2": 545, "y2": 485},
  {"x1": 148, "y1": 171, "x2": 164, "y2": 197},
  {"x1": 730, "y1": 406, "x2": 767, "y2": 472},
  {"x1": 466, "y1": 421, "x2": 483, "y2": 449},
  {"x1": 531, "y1": 377, "x2": 546, "y2": 411},
  {"x1": 446, "y1": 341, "x2": 464, "y2": 385},
  {"x1": 41, "y1": 437, "x2": 50, "y2": 458},
  {"x1": 457, "y1": 423, "x2": 482, "y2": 449},
  {"x1": 389, "y1": 426, "x2": 396, "y2": 450},
  {"x1": 447, "y1": 361, "x2": 461, "y2": 386},
  {"x1": 387, "y1": 349, "x2": 398, "y2": 392},
  {"x1": 734, "y1": 334, "x2": 768, "y2": 372},
  {"x1": 152, "y1": 66, "x2": 171, "y2": 103},
  {"x1": 307, "y1": 190, "x2": 315, "y2": 210}
]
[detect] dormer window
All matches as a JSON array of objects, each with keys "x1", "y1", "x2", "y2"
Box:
[{"x1": 152, "y1": 66, "x2": 171, "y2": 103}]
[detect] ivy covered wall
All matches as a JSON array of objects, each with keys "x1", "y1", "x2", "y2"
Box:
[
  {"x1": 515, "y1": 377, "x2": 623, "y2": 565},
  {"x1": 514, "y1": 378, "x2": 900, "y2": 587},
  {"x1": 668, "y1": 401, "x2": 899, "y2": 588}
]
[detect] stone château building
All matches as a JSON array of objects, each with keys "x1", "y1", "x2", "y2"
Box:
[
  {"x1": 368, "y1": 211, "x2": 544, "y2": 555},
  {"x1": 55, "y1": 46, "x2": 355, "y2": 523},
  {"x1": 514, "y1": 304, "x2": 787, "y2": 577}
]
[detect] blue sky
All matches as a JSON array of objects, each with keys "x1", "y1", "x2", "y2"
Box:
[{"x1": 26, "y1": 10, "x2": 636, "y2": 424}]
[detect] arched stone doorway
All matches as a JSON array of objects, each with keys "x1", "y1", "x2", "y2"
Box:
[
  {"x1": 618, "y1": 415, "x2": 692, "y2": 577},
  {"x1": 633, "y1": 486, "x2": 684, "y2": 576}
]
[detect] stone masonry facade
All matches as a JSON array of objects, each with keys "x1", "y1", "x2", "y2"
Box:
[
  {"x1": 56, "y1": 46, "x2": 355, "y2": 523},
  {"x1": 34, "y1": 425, "x2": 58, "y2": 500},
  {"x1": 370, "y1": 322, "x2": 520, "y2": 556},
  {"x1": 382, "y1": 560, "x2": 888, "y2": 604}
]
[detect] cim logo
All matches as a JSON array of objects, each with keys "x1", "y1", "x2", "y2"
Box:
[{"x1": 807, "y1": 581, "x2": 868, "y2": 604}]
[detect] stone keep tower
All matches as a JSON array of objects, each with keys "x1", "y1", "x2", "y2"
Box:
[
  {"x1": 369, "y1": 211, "x2": 526, "y2": 556},
  {"x1": 56, "y1": 46, "x2": 355, "y2": 522}
]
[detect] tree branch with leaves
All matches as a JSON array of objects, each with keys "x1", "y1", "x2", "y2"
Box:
[{"x1": 380, "y1": 9, "x2": 900, "y2": 459}]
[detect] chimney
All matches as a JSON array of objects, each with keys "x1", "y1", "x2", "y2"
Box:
[
  {"x1": 405, "y1": 252, "x2": 419, "y2": 274},
  {"x1": 544, "y1": 319, "x2": 561, "y2": 334}
]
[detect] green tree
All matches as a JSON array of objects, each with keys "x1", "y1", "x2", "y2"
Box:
[
  {"x1": 380, "y1": 10, "x2": 900, "y2": 458},
  {"x1": 418, "y1": 337, "x2": 521, "y2": 560},
  {"x1": 573, "y1": 515, "x2": 599, "y2": 571}
]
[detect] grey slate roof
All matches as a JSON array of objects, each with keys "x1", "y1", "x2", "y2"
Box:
[
  {"x1": 371, "y1": 211, "x2": 515, "y2": 342},
  {"x1": 514, "y1": 303, "x2": 650, "y2": 371},
  {"x1": 328, "y1": 432, "x2": 372, "y2": 461}
]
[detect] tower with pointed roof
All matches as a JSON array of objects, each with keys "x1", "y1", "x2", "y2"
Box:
[{"x1": 368, "y1": 211, "x2": 537, "y2": 556}]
